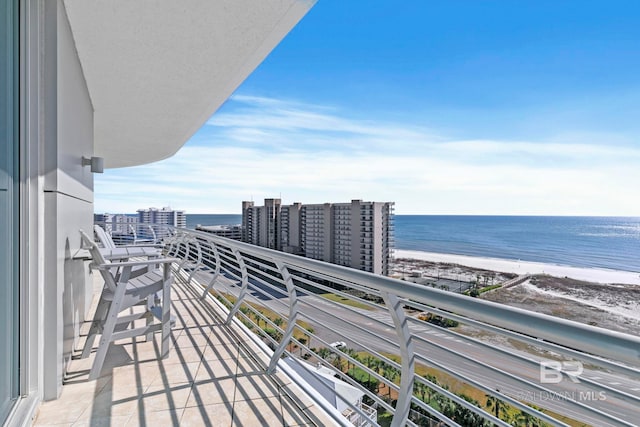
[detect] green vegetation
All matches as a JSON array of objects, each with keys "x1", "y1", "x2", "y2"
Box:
[
  {"x1": 466, "y1": 283, "x2": 501, "y2": 297},
  {"x1": 347, "y1": 366, "x2": 379, "y2": 392},
  {"x1": 479, "y1": 284, "x2": 502, "y2": 294},
  {"x1": 320, "y1": 293, "x2": 375, "y2": 310},
  {"x1": 214, "y1": 292, "x2": 312, "y2": 344},
  {"x1": 215, "y1": 292, "x2": 582, "y2": 427},
  {"x1": 312, "y1": 348, "x2": 572, "y2": 427},
  {"x1": 417, "y1": 312, "x2": 459, "y2": 328}
]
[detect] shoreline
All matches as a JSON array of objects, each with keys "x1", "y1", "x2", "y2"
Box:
[{"x1": 394, "y1": 249, "x2": 640, "y2": 285}]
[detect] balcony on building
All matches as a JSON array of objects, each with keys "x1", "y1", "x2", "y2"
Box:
[{"x1": 38, "y1": 222, "x2": 640, "y2": 427}]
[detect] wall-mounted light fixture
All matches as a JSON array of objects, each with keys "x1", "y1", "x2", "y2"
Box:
[{"x1": 82, "y1": 156, "x2": 104, "y2": 173}]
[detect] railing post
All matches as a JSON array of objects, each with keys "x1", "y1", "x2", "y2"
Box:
[
  {"x1": 382, "y1": 292, "x2": 415, "y2": 427},
  {"x1": 226, "y1": 247, "x2": 249, "y2": 325},
  {"x1": 163, "y1": 233, "x2": 178, "y2": 258},
  {"x1": 200, "y1": 241, "x2": 221, "y2": 299},
  {"x1": 177, "y1": 235, "x2": 191, "y2": 271},
  {"x1": 147, "y1": 225, "x2": 157, "y2": 243},
  {"x1": 187, "y1": 238, "x2": 202, "y2": 284},
  {"x1": 267, "y1": 260, "x2": 298, "y2": 374}
]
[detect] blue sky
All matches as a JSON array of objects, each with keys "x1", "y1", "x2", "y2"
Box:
[{"x1": 96, "y1": 1, "x2": 640, "y2": 215}]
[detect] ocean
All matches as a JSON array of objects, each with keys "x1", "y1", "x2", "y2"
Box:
[{"x1": 186, "y1": 214, "x2": 640, "y2": 273}]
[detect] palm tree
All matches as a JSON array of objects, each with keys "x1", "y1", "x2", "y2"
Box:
[
  {"x1": 332, "y1": 351, "x2": 343, "y2": 370},
  {"x1": 385, "y1": 365, "x2": 400, "y2": 383},
  {"x1": 436, "y1": 396, "x2": 457, "y2": 419},
  {"x1": 344, "y1": 347, "x2": 358, "y2": 359},
  {"x1": 369, "y1": 358, "x2": 383, "y2": 392},
  {"x1": 317, "y1": 347, "x2": 331, "y2": 361},
  {"x1": 304, "y1": 327, "x2": 314, "y2": 349},
  {"x1": 485, "y1": 391, "x2": 509, "y2": 420},
  {"x1": 256, "y1": 310, "x2": 264, "y2": 328},
  {"x1": 381, "y1": 364, "x2": 399, "y2": 400},
  {"x1": 273, "y1": 317, "x2": 284, "y2": 328},
  {"x1": 514, "y1": 410, "x2": 542, "y2": 427},
  {"x1": 424, "y1": 375, "x2": 438, "y2": 403},
  {"x1": 377, "y1": 361, "x2": 387, "y2": 381},
  {"x1": 362, "y1": 355, "x2": 375, "y2": 384},
  {"x1": 343, "y1": 348, "x2": 358, "y2": 372},
  {"x1": 413, "y1": 382, "x2": 426, "y2": 402}
]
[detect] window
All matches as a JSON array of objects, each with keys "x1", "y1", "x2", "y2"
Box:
[{"x1": 0, "y1": 0, "x2": 20, "y2": 422}]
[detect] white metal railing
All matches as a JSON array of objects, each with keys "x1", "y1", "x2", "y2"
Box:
[{"x1": 95, "y1": 221, "x2": 640, "y2": 427}]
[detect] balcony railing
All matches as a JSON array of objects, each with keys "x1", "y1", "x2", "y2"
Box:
[{"x1": 97, "y1": 221, "x2": 640, "y2": 427}]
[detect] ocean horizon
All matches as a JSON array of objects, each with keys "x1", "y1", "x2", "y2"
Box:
[{"x1": 185, "y1": 214, "x2": 640, "y2": 273}]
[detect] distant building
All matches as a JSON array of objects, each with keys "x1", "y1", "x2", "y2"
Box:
[
  {"x1": 93, "y1": 213, "x2": 136, "y2": 233},
  {"x1": 195, "y1": 224, "x2": 242, "y2": 241},
  {"x1": 241, "y1": 201, "x2": 256, "y2": 244},
  {"x1": 241, "y1": 198, "x2": 282, "y2": 250},
  {"x1": 279, "y1": 202, "x2": 302, "y2": 254},
  {"x1": 137, "y1": 206, "x2": 186, "y2": 239},
  {"x1": 137, "y1": 206, "x2": 186, "y2": 228},
  {"x1": 300, "y1": 203, "x2": 332, "y2": 261},
  {"x1": 241, "y1": 199, "x2": 394, "y2": 275}
]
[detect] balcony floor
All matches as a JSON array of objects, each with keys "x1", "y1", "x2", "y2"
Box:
[{"x1": 34, "y1": 272, "x2": 335, "y2": 426}]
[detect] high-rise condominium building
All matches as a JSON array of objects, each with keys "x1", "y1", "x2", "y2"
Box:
[
  {"x1": 241, "y1": 199, "x2": 394, "y2": 275},
  {"x1": 137, "y1": 207, "x2": 186, "y2": 239},
  {"x1": 137, "y1": 207, "x2": 186, "y2": 228},
  {"x1": 94, "y1": 213, "x2": 137, "y2": 233}
]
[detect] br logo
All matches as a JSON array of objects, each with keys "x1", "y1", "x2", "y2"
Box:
[{"x1": 539, "y1": 360, "x2": 583, "y2": 384}]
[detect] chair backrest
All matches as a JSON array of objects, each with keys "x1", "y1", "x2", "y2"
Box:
[
  {"x1": 80, "y1": 230, "x2": 117, "y2": 292},
  {"x1": 94, "y1": 224, "x2": 116, "y2": 249}
]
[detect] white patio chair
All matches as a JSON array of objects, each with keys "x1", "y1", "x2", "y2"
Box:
[
  {"x1": 80, "y1": 230, "x2": 177, "y2": 380},
  {"x1": 94, "y1": 225, "x2": 164, "y2": 281},
  {"x1": 94, "y1": 224, "x2": 161, "y2": 256}
]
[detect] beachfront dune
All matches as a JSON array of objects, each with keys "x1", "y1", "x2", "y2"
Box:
[
  {"x1": 394, "y1": 249, "x2": 640, "y2": 285},
  {"x1": 392, "y1": 249, "x2": 640, "y2": 335}
]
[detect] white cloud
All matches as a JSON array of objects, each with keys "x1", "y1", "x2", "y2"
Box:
[{"x1": 95, "y1": 95, "x2": 640, "y2": 216}]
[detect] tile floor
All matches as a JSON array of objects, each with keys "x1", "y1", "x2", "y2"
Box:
[{"x1": 33, "y1": 271, "x2": 336, "y2": 426}]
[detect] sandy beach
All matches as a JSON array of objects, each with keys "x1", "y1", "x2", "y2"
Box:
[
  {"x1": 394, "y1": 249, "x2": 640, "y2": 335},
  {"x1": 394, "y1": 249, "x2": 640, "y2": 285}
]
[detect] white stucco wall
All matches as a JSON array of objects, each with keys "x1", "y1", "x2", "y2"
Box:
[{"x1": 41, "y1": 0, "x2": 94, "y2": 400}]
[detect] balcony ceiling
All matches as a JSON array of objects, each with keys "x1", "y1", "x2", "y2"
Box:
[{"x1": 63, "y1": 0, "x2": 315, "y2": 168}]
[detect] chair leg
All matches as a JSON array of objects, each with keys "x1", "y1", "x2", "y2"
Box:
[
  {"x1": 160, "y1": 269, "x2": 172, "y2": 358},
  {"x1": 145, "y1": 297, "x2": 154, "y2": 342},
  {"x1": 89, "y1": 285, "x2": 125, "y2": 380},
  {"x1": 81, "y1": 298, "x2": 110, "y2": 359}
]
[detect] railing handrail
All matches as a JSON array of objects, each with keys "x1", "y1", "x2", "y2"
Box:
[{"x1": 161, "y1": 224, "x2": 640, "y2": 367}]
